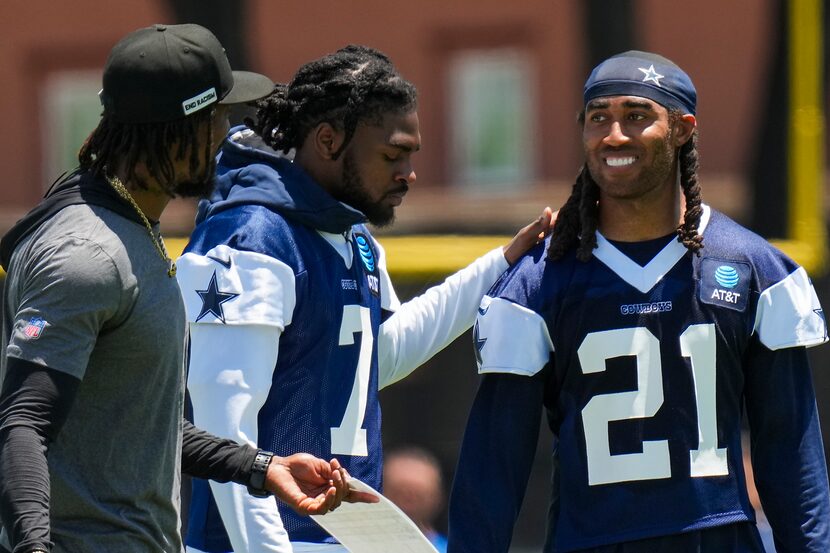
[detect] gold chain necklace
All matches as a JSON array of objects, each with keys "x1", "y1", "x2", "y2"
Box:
[{"x1": 106, "y1": 175, "x2": 177, "y2": 278}]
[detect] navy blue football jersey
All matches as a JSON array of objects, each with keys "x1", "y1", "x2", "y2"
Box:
[
  {"x1": 449, "y1": 206, "x2": 829, "y2": 552},
  {"x1": 180, "y1": 206, "x2": 387, "y2": 547},
  {"x1": 178, "y1": 127, "x2": 510, "y2": 553}
]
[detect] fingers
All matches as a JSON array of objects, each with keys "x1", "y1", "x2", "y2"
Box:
[
  {"x1": 525, "y1": 206, "x2": 553, "y2": 241},
  {"x1": 291, "y1": 456, "x2": 380, "y2": 516},
  {"x1": 328, "y1": 459, "x2": 348, "y2": 509},
  {"x1": 300, "y1": 486, "x2": 338, "y2": 516},
  {"x1": 327, "y1": 458, "x2": 379, "y2": 506},
  {"x1": 320, "y1": 486, "x2": 338, "y2": 513},
  {"x1": 503, "y1": 206, "x2": 555, "y2": 265},
  {"x1": 538, "y1": 206, "x2": 554, "y2": 240}
]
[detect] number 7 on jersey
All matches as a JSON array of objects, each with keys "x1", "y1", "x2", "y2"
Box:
[{"x1": 330, "y1": 305, "x2": 373, "y2": 456}]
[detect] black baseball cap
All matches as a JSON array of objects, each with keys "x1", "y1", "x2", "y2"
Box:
[{"x1": 100, "y1": 23, "x2": 274, "y2": 124}]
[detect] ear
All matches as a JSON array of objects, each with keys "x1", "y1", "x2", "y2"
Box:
[
  {"x1": 310, "y1": 122, "x2": 346, "y2": 160},
  {"x1": 673, "y1": 114, "x2": 697, "y2": 147}
]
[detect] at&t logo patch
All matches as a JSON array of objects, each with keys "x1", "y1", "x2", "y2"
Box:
[
  {"x1": 700, "y1": 258, "x2": 750, "y2": 312},
  {"x1": 714, "y1": 265, "x2": 740, "y2": 288},
  {"x1": 352, "y1": 232, "x2": 380, "y2": 297},
  {"x1": 355, "y1": 234, "x2": 375, "y2": 272}
]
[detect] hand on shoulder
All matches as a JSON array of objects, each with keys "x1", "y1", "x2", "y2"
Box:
[{"x1": 503, "y1": 207, "x2": 557, "y2": 265}]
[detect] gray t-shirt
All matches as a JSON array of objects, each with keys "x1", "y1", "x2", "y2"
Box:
[{"x1": 1, "y1": 204, "x2": 186, "y2": 552}]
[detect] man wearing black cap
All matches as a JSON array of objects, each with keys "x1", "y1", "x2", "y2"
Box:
[
  {"x1": 448, "y1": 51, "x2": 830, "y2": 552},
  {"x1": 0, "y1": 24, "x2": 360, "y2": 553}
]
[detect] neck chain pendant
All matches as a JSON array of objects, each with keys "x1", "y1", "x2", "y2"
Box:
[{"x1": 106, "y1": 174, "x2": 177, "y2": 279}]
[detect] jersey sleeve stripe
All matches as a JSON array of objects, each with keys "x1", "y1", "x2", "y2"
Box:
[
  {"x1": 477, "y1": 296, "x2": 553, "y2": 377},
  {"x1": 754, "y1": 266, "x2": 828, "y2": 350}
]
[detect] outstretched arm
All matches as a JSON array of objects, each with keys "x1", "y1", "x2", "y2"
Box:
[
  {"x1": 181, "y1": 420, "x2": 355, "y2": 515},
  {"x1": 378, "y1": 208, "x2": 554, "y2": 388}
]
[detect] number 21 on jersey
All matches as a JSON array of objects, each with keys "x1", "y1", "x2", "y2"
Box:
[{"x1": 579, "y1": 324, "x2": 728, "y2": 486}]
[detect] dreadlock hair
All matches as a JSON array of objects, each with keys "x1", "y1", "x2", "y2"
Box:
[
  {"x1": 78, "y1": 106, "x2": 217, "y2": 196},
  {"x1": 250, "y1": 45, "x2": 417, "y2": 158},
  {"x1": 547, "y1": 108, "x2": 703, "y2": 262}
]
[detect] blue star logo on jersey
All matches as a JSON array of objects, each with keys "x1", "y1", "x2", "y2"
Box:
[
  {"x1": 638, "y1": 64, "x2": 664, "y2": 86},
  {"x1": 714, "y1": 265, "x2": 739, "y2": 288},
  {"x1": 195, "y1": 271, "x2": 239, "y2": 323},
  {"x1": 355, "y1": 234, "x2": 375, "y2": 273},
  {"x1": 473, "y1": 320, "x2": 487, "y2": 366}
]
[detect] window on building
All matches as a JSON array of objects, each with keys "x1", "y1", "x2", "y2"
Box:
[
  {"x1": 42, "y1": 70, "x2": 102, "y2": 186},
  {"x1": 448, "y1": 48, "x2": 536, "y2": 192}
]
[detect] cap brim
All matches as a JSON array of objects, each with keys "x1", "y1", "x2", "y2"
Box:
[{"x1": 220, "y1": 71, "x2": 275, "y2": 105}]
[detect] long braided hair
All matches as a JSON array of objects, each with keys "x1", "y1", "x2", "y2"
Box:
[
  {"x1": 78, "y1": 107, "x2": 216, "y2": 196},
  {"x1": 250, "y1": 45, "x2": 417, "y2": 157},
  {"x1": 548, "y1": 108, "x2": 703, "y2": 262}
]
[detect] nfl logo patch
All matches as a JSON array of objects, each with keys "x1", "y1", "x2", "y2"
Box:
[{"x1": 23, "y1": 317, "x2": 47, "y2": 339}]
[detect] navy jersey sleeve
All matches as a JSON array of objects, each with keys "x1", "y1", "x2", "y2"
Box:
[
  {"x1": 447, "y1": 369, "x2": 548, "y2": 553},
  {"x1": 743, "y1": 339, "x2": 830, "y2": 552}
]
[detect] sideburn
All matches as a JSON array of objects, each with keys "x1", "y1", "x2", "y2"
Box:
[{"x1": 171, "y1": 113, "x2": 219, "y2": 199}]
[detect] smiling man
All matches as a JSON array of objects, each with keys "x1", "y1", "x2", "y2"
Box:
[
  {"x1": 175, "y1": 45, "x2": 551, "y2": 553},
  {"x1": 447, "y1": 51, "x2": 830, "y2": 552}
]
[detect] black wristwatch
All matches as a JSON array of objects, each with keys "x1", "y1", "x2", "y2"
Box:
[{"x1": 247, "y1": 450, "x2": 275, "y2": 498}]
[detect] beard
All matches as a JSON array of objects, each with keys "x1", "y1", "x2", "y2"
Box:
[
  {"x1": 171, "y1": 155, "x2": 217, "y2": 199},
  {"x1": 336, "y1": 150, "x2": 399, "y2": 227},
  {"x1": 588, "y1": 128, "x2": 676, "y2": 199}
]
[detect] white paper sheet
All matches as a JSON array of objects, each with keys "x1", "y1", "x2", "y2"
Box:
[{"x1": 310, "y1": 478, "x2": 439, "y2": 553}]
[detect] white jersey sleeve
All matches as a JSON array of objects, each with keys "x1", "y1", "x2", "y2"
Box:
[
  {"x1": 374, "y1": 238, "x2": 401, "y2": 312},
  {"x1": 754, "y1": 266, "x2": 828, "y2": 350},
  {"x1": 475, "y1": 295, "x2": 554, "y2": 376},
  {"x1": 377, "y1": 247, "x2": 508, "y2": 388},
  {"x1": 177, "y1": 246, "x2": 296, "y2": 553},
  {"x1": 178, "y1": 245, "x2": 295, "y2": 328}
]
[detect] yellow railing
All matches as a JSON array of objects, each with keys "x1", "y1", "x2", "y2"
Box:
[
  {"x1": 777, "y1": 0, "x2": 827, "y2": 275},
  {"x1": 0, "y1": 235, "x2": 512, "y2": 281},
  {"x1": 167, "y1": 235, "x2": 510, "y2": 282}
]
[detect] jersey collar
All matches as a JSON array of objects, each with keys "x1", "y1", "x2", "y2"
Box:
[{"x1": 592, "y1": 204, "x2": 711, "y2": 293}]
